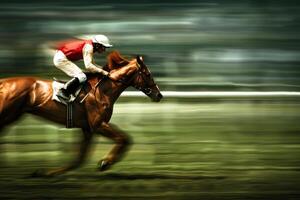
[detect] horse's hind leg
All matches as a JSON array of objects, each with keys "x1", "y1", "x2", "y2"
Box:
[
  {"x1": 96, "y1": 123, "x2": 132, "y2": 171},
  {"x1": 0, "y1": 95, "x2": 26, "y2": 134},
  {"x1": 0, "y1": 111, "x2": 24, "y2": 131},
  {"x1": 32, "y1": 128, "x2": 93, "y2": 177}
]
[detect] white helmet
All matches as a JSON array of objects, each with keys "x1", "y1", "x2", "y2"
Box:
[{"x1": 92, "y1": 34, "x2": 113, "y2": 48}]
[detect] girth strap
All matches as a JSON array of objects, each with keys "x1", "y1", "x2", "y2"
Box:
[{"x1": 66, "y1": 103, "x2": 73, "y2": 128}]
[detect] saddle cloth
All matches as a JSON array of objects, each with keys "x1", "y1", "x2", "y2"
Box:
[{"x1": 52, "y1": 81, "x2": 82, "y2": 105}]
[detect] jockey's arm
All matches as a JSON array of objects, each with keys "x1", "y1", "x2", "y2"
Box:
[{"x1": 82, "y1": 44, "x2": 109, "y2": 76}]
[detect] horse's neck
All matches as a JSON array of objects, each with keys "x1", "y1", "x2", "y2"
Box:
[
  {"x1": 93, "y1": 77, "x2": 128, "y2": 104},
  {"x1": 110, "y1": 79, "x2": 129, "y2": 100},
  {"x1": 92, "y1": 60, "x2": 137, "y2": 103}
]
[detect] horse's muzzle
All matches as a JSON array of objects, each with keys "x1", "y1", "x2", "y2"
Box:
[{"x1": 153, "y1": 92, "x2": 163, "y2": 102}]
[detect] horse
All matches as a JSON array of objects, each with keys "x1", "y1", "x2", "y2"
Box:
[{"x1": 0, "y1": 51, "x2": 163, "y2": 177}]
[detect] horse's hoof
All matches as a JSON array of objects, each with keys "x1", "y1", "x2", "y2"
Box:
[
  {"x1": 97, "y1": 160, "x2": 111, "y2": 172},
  {"x1": 31, "y1": 169, "x2": 48, "y2": 178},
  {"x1": 31, "y1": 169, "x2": 54, "y2": 178}
]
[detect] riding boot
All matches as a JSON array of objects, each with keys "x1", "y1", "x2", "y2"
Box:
[{"x1": 57, "y1": 77, "x2": 80, "y2": 100}]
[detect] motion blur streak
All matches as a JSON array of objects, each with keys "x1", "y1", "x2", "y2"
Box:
[
  {"x1": 1, "y1": 0, "x2": 300, "y2": 199},
  {"x1": 0, "y1": 0, "x2": 300, "y2": 92},
  {"x1": 121, "y1": 91, "x2": 300, "y2": 97}
]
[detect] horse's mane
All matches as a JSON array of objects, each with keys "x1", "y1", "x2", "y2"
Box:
[
  {"x1": 104, "y1": 51, "x2": 130, "y2": 71},
  {"x1": 85, "y1": 51, "x2": 130, "y2": 80}
]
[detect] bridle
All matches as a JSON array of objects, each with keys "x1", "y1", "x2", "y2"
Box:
[
  {"x1": 115, "y1": 61, "x2": 157, "y2": 96},
  {"x1": 90, "y1": 61, "x2": 156, "y2": 106}
]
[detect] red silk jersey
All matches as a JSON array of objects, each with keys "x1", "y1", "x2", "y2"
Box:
[{"x1": 57, "y1": 39, "x2": 93, "y2": 61}]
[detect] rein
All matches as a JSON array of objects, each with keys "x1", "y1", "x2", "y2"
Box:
[
  {"x1": 79, "y1": 75, "x2": 105, "y2": 104},
  {"x1": 90, "y1": 60, "x2": 156, "y2": 105},
  {"x1": 114, "y1": 62, "x2": 156, "y2": 96}
]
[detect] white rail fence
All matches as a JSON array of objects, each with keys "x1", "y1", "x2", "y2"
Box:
[{"x1": 121, "y1": 91, "x2": 300, "y2": 98}]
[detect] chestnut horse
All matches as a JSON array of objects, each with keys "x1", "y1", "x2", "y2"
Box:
[{"x1": 0, "y1": 51, "x2": 163, "y2": 177}]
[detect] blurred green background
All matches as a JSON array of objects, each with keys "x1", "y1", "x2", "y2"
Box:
[
  {"x1": 1, "y1": 0, "x2": 300, "y2": 91},
  {"x1": 1, "y1": 0, "x2": 300, "y2": 199}
]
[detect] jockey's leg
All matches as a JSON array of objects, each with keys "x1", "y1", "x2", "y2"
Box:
[
  {"x1": 61, "y1": 77, "x2": 79, "y2": 97},
  {"x1": 53, "y1": 50, "x2": 87, "y2": 99}
]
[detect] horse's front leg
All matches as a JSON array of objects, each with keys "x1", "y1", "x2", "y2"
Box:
[
  {"x1": 32, "y1": 128, "x2": 93, "y2": 177},
  {"x1": 97, "y1": 123, "x2": 131, "y2": 171}
]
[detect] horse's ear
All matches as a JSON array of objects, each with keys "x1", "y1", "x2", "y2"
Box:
[{"x1": 136, "y1": 55, "x2": 143, "y2": 65}]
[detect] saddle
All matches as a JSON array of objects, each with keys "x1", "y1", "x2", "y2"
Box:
[
  {"x1": 52, "y1": 78, "x2": 83, "y2": 105},
  {"x1": 52, "y1": 78, "x2": 91, "y2": 129},
  {"x1": 52, "y1": 76, "x2": 97, "y2": 105},
  {"x1": 52, "y1": 73, "x2": 105, "y2": 128}
]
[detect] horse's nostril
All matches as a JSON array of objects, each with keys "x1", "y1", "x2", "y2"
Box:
[{"x1": 157, "y1": 93, "x2": 163, "y2": 99}]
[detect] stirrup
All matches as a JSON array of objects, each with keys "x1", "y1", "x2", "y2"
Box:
[{"x1": 57, "y1": 89, "x2": 70, "y2": 100}]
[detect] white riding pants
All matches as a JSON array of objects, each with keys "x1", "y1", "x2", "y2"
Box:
[{"x1": 53, "y1": 50, "x2": 87, "y2": 83}]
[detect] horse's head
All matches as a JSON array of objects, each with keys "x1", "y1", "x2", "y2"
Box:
[
  {"x1": 107, "y1": 52, "x2": 163, "y2": 102},
  {"x1": 131, "y1": 56, "x2": 163, "y2": 102}
]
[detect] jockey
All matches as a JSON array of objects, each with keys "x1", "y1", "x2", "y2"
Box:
[{"x1": 53, "y1": 34, "x2": 113, "y2": 100}]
